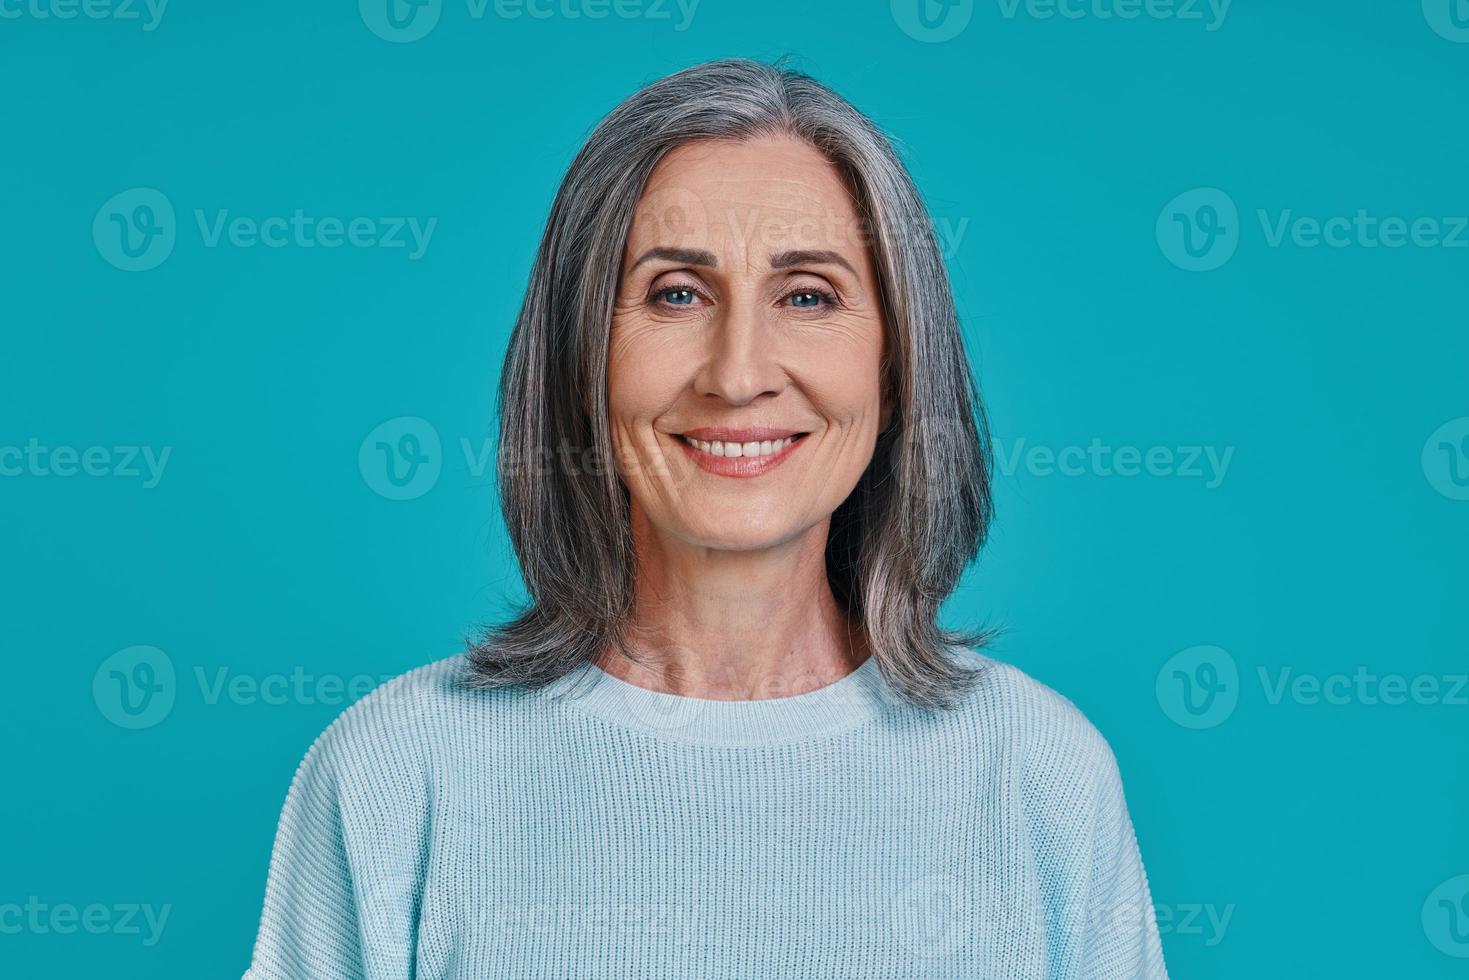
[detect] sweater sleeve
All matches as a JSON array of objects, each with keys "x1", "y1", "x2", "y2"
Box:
[
  {"x1": 242, "y1": 713, "x2": 427, "y2": 980},
  {"x1": 1078, "y1": 747, "x2": 1168, "y2": 980}
]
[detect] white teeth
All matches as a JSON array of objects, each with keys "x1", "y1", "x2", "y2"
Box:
[{"x1": 686, "y1": 435, "x2": 796, "y2": 458}]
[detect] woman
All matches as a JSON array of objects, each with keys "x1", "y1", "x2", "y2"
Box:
[{"x1": 244, "y1": 58, "x2": 1168, "y2": 979}]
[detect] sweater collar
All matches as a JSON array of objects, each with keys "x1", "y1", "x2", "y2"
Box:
[{"x1": 541, "y1": 654, "x2": 890, "y2": 746}]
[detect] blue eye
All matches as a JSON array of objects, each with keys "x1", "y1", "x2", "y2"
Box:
[
  {"x1": 788, "y1": 290, "x2": 828, "y2": 309},
  {"x1": 659, "y1": 288, "x2": 697, "y2": 306}
]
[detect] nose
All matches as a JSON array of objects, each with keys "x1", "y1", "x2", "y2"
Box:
[{"x1": 692, "y1": 300, "x2": 787, "y2": 406}]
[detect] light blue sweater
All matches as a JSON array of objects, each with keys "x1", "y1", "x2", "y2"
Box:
[{"x1": 244, "y1": 648, "x2": 1168, "y2": 979}]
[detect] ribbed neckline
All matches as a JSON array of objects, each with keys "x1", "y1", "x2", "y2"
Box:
[{"x1": 541, "y1": 655, "x2": 889, "y2": 747}]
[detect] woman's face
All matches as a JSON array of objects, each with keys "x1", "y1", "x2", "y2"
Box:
[{"x1": 609, "y1": 134, "x2": 892, "y2": 551}]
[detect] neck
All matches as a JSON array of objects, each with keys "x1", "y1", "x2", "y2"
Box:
[{"x1": 597, "y1": 508, "x2": 868, "y2": 700}]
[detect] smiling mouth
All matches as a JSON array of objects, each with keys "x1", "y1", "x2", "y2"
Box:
[
  {"x1": 671, "y1": 430, "x2": 811, "y2": 478},
  {"x1": 675, "y1": 433, "x2": 808, "y2": 458}
]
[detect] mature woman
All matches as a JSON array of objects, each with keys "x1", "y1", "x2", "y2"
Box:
[{"x1": 245, "y1": 59, "x2": 1167, "y2": 979}]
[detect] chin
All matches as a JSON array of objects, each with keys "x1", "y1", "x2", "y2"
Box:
[{"x1": 676, "y1": 514, "x2": 808, "y2": 552}]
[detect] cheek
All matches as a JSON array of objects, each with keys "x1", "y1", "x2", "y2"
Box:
[
  {"x1": 607, "y1": 317, "x2": 686, "y2": 431},
  {"x1": 787, "y1": 320, "x2": 885, "y2": 423}
]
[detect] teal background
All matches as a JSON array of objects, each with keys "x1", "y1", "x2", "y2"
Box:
[{"x1": 3, "y1": 1, "x2": 1466, "y2": 976}]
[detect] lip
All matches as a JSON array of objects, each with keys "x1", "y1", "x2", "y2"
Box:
[
  {"x1": 680, "y1": 426, "x2": 804, "y2": 442},
  {"x1": 673, "y1": 430, "x2": 809, "y2": 479}
]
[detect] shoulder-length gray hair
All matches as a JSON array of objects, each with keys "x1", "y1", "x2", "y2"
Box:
[{"x1": 466, "y1": 57, "x2": 993, "y2": 709}]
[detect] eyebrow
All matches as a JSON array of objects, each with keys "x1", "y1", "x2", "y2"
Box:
[
  {"x1": 629, "y1": 246, "x2": 717, "y2": 270},
  {"x1": 630, "y1": 246, "x2": 858, "y2": 276},
  {"x1": 769, "y1": 249, "x2": 857, "y2": 276}
]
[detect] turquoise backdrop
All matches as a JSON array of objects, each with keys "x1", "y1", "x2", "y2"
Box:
[{"x1": 3, "y1": 1, "x2": 1466, "y2": 977}]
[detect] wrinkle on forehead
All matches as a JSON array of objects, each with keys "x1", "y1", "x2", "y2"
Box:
[{"x1": 628, "y1": 135, "x2": 869, "y2": 272}]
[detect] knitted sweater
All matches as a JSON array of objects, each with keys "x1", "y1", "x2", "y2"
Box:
[{"x1": 243, "y1": 648, "x2": 1168, "y2": 979}]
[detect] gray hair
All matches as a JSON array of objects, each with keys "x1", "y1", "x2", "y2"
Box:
[{"x1": 465, "y1": 57, "x2": 994, "y2": 709}]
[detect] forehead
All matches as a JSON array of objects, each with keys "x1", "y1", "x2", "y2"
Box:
[{"x1": 628, "y1": 135, "x2": 866, "y2": 254}]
